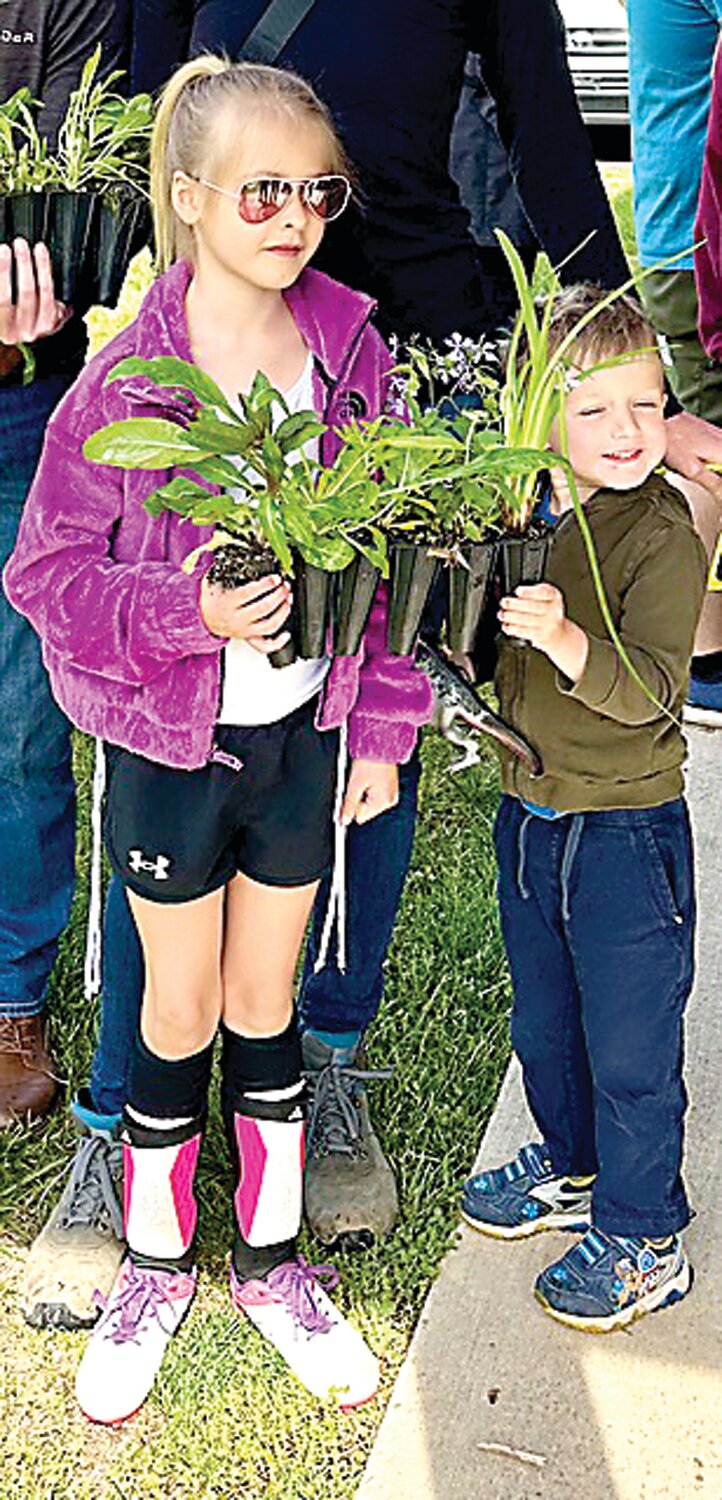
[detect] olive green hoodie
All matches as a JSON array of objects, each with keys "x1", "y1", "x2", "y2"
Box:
[{"x1": 495, "y1": 473, "x2": 707, "y2": 811}]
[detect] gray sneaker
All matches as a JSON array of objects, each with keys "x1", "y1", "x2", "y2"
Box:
[
  {"x1": 302, "y1": 1033, "x2": 398, "y2": 1250},
  {"x1": 20, "y1": 1099, "x2": 124, "y2": 1330}
]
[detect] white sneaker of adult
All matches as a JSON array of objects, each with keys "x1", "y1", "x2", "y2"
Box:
[
  {"x1": 75, "y1": 1258, "x2": 197, "y2": 1424},
  {"x1": 230, "y1": 1256, "x2": 378, "y2": 1408}
]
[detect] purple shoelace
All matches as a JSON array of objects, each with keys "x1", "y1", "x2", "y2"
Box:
[
  {"x1": 96, "y1": 1262, "x2": 195, "y2": 1346},
  {"x1": 235, "y1": 1256, "x2": 340, "y2": 1335}
]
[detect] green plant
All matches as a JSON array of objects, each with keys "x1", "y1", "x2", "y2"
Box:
[
  {"x1": 83, "y1": 347, "x2": 556, "y2": 585},
  {"x1": 83, "y1": 357, "x2": 389, "y2": 576},
  {"x1": 495, "y1": 230, "x2": 681, "y2": 718},
  {"x1": 0, "y1": 48, "x2": 152, "y2": 197},
  {"x1": 369, "y1": 351, "x2": 549, "y2": 554},
  {"x1": 55, "y1": 47, "x2": 152, "y2": 196},
  {"x1": 0, "y1": 87, "x2": 55, "y2": 192}
]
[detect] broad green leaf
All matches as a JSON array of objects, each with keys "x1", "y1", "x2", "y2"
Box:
[
  {"x1": 261, "y1": 433, "x2": 285, "y2": 481},
  {"x1": 104, "y1": 356, "x2": 237, "y2": 421},
  {"x1": 256, "y1": 490, "x2": 292, "y2": 573},
  {"x1": 276, "y1": 412, "x2": 327, "y2": 455},
  {"x1": 300, "y1": 535, "x2": 355, "y2": 570},
  {"x1": 83, "y1": 419, "x2": 216, "y2": 469},
  {"x1": 191, "y1": 411, "x2": 256, "y2": 455}
]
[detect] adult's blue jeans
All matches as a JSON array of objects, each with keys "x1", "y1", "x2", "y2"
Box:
[
  {"x1": 90, "y1": 874, "x2": 143, "y2": 1115},
  {"x1": 299, "y1": 751, "x2": 421, "y2": 1036},
  {"x1": 629, "y1": 0, "x2": 722, "y2": 268},
  {"x1": 0, "y1": 373, "x2": 77, "y2": 1018},
  {"x1": 494, "y1": 795, "x2": 695, "y2": 1239}
]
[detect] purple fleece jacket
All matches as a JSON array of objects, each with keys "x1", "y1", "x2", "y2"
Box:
[{"x1": 5, "y1": 260, "x2": 433, "y2": 769}]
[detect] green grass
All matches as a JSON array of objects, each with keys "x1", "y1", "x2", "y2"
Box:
[
  {"x1": 0, "y1": 736, "x2": 509, "y2": 1500},
  {"x1": 0, "y1": 166, "x2": 634, "y2": 1500}
]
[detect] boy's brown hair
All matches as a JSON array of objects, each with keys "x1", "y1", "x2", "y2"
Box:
[{"x1": 544, "y1": 282, "x2": 660, "y2": 369}]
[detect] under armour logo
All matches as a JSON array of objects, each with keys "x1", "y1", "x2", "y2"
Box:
[{"x1": 128, "y1": 849, "x2": 171, "y2": 880}]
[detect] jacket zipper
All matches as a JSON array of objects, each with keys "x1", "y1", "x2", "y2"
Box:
[{"x1": 313, "y1": 307, "x2": 376, "y2": 721}]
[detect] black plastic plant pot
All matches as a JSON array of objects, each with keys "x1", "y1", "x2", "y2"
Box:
[
  {"x1": 332, "y1": 553, "x2": 380, "y2": 656},
  {"x1": 268, "y1": 637, "x2": 298, "y2": 669},
  {"x1": 386, "y1": 543, "x2": 441, "y2": 656},
  {"x1": 293, "y1": 555, "x2": 334, "y2": 659},
  {"x1": 499, "y1": 529, "x2": 553, "y2": 595},
  {"x1": 94, "y1": 195, "x2": 152, "y2": 307},
  {"x1": 6, "y1": 191, "x2": 48, "y2": 246},
  {"x1": 44, "y1": 191, "x2": 96, "y2": 304},
  {"x1": 447, "y1": 540, "x2": 498, "y2": 654},
  {"x1": 7, "y1": 194, "x2": 47, "y2": 300}
]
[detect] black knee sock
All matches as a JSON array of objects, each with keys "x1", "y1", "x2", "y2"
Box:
[
  {"x1": 123, "y1": 1032, "x2": 215, "y2": 1273},
  {"x1": 220, "y1": 1018, "x2": 304, "y2": 1282},
  {"x1": 127, "y1": 1029, "x2": 215, "y2": 1122}
]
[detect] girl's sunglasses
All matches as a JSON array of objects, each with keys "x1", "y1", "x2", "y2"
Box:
[{"x1": 197, "y1": 174, "x2": 351, "y2": 224}]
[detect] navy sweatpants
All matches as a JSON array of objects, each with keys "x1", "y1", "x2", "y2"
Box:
[{"x1": 494, "y1": 795, "x2": 695, "y2": 1239}]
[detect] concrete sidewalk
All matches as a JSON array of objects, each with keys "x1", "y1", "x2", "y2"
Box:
[{"x1": 358, "y1": 725, "x2": 722, "y2": 1500}]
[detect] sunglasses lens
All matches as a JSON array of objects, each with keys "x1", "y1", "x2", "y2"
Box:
[
  {"x1": 238, "y1": 179, "x2": 289, "y2": 223},
  {"x1": 305, "y1": 177, "x2": 350, "y2": 221}
]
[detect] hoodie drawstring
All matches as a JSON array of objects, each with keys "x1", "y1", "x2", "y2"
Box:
[
  {"x1": 84, "y1": 737, "x2": 106, "y2": 1000},
  {"x1": 560, "y1": 813, "x2": 584, "y2": 923},
  {"x1": 314, "y1": 721, "x2": 348, "y2": 974},
  {"x1": 516, "y1": 804, "x2": 585, "y2": 924}
]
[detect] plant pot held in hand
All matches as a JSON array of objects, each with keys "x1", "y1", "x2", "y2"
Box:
[
  {"x1": 43, "y1": 190, "x2": 96, "y2": 304},
  {"x1": 93, "y1": 194, "x2": 151, "y2": 307},
  {"x1": 498, "y1": 522, "x2": 553, "y2": 595},
  {"x1": 332, "y1": 552, "x2": 380, "y2": 657},
  {"x1": 386, "y1": 541, "x2": 441, "y2": 656},
  {"x1": 446, "y1": 539, "x2": 498, "y2": 655},
  {"x1": 292, "y1": 554, "x2": 335, "y2": 660},
  {"x1": 207, "y1": 537, "x2": 297, "y2": 670}
]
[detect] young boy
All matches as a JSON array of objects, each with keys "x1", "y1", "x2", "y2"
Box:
[{"x1": 462, "y1": 285, "x2": 708, "y2": 1331}]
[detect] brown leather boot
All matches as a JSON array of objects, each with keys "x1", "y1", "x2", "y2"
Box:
[{"x1": 0, "y1": 1015, "x2": 60, "y2": 1126}]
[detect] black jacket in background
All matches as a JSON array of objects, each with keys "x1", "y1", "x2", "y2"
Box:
[
  {"x1": 131, "y1": 0, "x2": 628, "y2": 343},
  {"x1": 0, "y1": 0, "x2": 130, "y2": 143}
]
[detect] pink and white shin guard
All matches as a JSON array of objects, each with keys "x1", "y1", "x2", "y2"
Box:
[
  {"x1": 122, "y1": 1116, "x2": 203, "y2": 1268},
  {"x1": 232, "y1": 1083, "x2": 305, "y2": 1261}
]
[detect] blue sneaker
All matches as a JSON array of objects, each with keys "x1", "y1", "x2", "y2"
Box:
[
  {"x1": 535, "y1": 1227, "x2": 692, "y2": 1331},
  {"x1": 461, "y1": 1142, "x2": 594, "y2": 1239},
  {"x1": 684, "y1": 671, "x2": 722, "y2": 727}
]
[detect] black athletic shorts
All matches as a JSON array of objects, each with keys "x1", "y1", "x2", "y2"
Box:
[{"x1": 104, "y1": 697, "x2": 339, "y2": 903}]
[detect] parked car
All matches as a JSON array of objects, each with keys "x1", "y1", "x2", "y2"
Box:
[{"x1": 558, "y1": 0, "x2": 629, "y2": 128}]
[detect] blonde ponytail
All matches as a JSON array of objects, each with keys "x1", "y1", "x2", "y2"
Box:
[
  {"x1": 150, "y1": 55, "x2": 354, "y2": 272},
  {"x1": 151, "y1": 54, "x2": 229, "y2": 271}
]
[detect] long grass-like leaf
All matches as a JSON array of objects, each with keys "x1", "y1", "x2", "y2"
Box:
[{"x1": 555, "y1": 384, "x2": 679, "y2": 725}]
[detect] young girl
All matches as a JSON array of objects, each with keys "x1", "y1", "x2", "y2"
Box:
[{"x1": 5, "y1": 56, "x2": 432, "y2": 1423}]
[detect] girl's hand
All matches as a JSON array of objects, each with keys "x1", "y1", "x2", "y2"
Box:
[
  {"x1": 341, "y1": 760, "x2": 399, "y2": 826},
  {"x1": 0, "y1": 240, "x2": 71, "y2": 344},
  {"x1": 200, "y1": 573, "x2": 292, "y2": 651},
  {"x1": 499, "y1": 583, "x2": 589, "y2": 682}
]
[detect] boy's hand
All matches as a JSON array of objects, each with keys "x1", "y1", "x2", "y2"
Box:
[
  {"x1": 341, "y1": 760, "x2": 399, "y2": 826},
  {"x1": 200, "y1": 574, "x2": 292, "y2": 650},
  {"x1": 499, "y1": 583, "x2": 589, "y2": 682},
  {"x1": 0, "y1": 240, "x2": 70, "y2": 345}
]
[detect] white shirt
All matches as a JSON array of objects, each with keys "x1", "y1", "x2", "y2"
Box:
[{"x1": 218, "y1": 354, "x2": 330, "y2": 727}]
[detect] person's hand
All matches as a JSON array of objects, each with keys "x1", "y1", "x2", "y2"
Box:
[
  {"x1": 499, "y1": 583, "x2": 589, "y2": 681},
  {"x1": 664, "y1": 410, "x2": 722, "y2": 504},
  {"x1": 0, "y1": 239, "x2": 71, "y2": 345},
  {"x1": 340, "y1": 760, "x2": 399, "y2": 826},
  {"x1": 200, "y1": 573, "x2": 292, "y2": 649}
]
